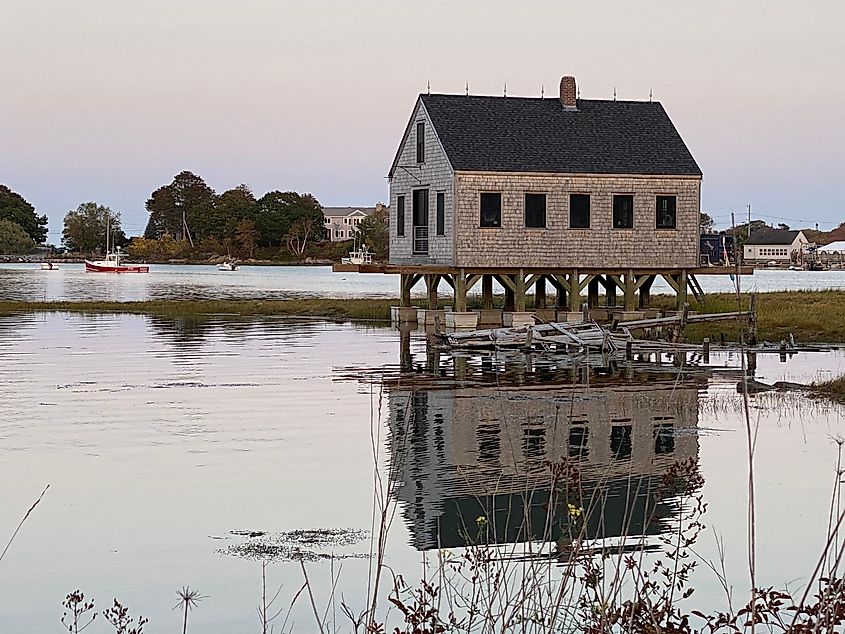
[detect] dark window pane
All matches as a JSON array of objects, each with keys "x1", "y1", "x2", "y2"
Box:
[
  {"x1": 522, "y1": 428, "x2": 546, "y2": 458},
  {"x1": 436, "y1": 193, "x2": 445, "y2": 236},
  {"x1": 416, "y1": 122, "x2": 425, "y2": 163},
  {"x1": 568, "y1": 425, "x2": 589, "y2": 458},
  {"x1": 610, "y1": 423, "x2": 632, "y2": 460},
  {"x1": 654, "y1": 423, "x2": 675, "y2": 454},
  {"x1": 397, "y1": 195, "x2": 405, "y2": 237},
  {"x1": 477, "y1": 425, "x2": 500, "y2": 464},
  {"x1": 480, "y1": 193, "x2": 501, "y2": 228},
  {"x1": 570, "y1": 194, "x2": 590, "y2": 228},
  {"x1": 413, "y1": 189, "x2": 428, "y2": 227},
  {"x1": 524, "y1": 193, "x2": 546, "y2": 228},
  {"x1": 656, "y1": 195, "x2": 677, "y2": 229},
  {"x1": 613, "y1": 195, "x2": 634, "y2": 229}
]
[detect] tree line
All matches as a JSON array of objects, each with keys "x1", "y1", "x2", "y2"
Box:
[
  {"x1": 0, "y1": 185, "x2": 48, "y2": 254},
  {"x1": 139, "y1": 171, "x2": 325, "y2": 258}
]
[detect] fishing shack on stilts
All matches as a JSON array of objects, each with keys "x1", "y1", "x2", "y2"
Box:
[{"x1": 335, "y1": 74, "x2": 751, "y2": 326}]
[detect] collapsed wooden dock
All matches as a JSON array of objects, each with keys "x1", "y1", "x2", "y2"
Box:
[{"x1": 437, "y1": 304, "x2": 758, "y2": 355}]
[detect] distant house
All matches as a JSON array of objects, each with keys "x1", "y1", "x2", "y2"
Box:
[
  {"x1": 743, "y1": 229, "x2": 808, "y2": 264},
  {"x1": 387, "y1": 75, "x2": 702, "y2": 269},
  {"x1": 323, "y1": 205, "x2": 383, "y2": 242}
]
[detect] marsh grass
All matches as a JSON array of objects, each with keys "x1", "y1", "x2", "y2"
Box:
[
  {"x1": 0, "y1": 299, "x2": 396, "y2": 321},
  {"x1": 812, "y1": 374, "x2": 845, "y2": 403},
  {"x1": 652, "y1": 290, "x2": 845, "y2": 343},
  {"x1": 4, "y1": 290, "x2": 845, "y2": 341}
]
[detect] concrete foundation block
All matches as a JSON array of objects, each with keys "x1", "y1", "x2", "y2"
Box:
[
  {"x1": 416, "y1": 309, "x2": 445, "y2": 325},
  {"x1": 558, "y1": 311, "x2": 586, "y2": 323},
  {"x1": 533, "y1": 308, "x2": 556, "y2": 323},
  {"x1": 394, "y1": 306, "x2": 419, "y2": 324},
  {"x1": 476, "y1": 309, "x2": 503, "y2": 327},
  {"x1": 503, "y1": 312, "x2": 536, "y2": 328},
  {"x1": 445, "y1": 311, "x2": 479, "y2": 329}
]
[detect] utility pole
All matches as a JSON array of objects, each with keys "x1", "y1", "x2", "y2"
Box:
[{"x1": 747, "y1": 204, "x2": 752, "y2": 238}]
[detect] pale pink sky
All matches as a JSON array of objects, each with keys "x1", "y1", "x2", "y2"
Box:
[{"x1": 1, "y1": 0, "x2": 843, "y2": 242}]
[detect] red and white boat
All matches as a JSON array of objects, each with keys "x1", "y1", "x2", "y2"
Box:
[{"x1": 85, "y1": 248, "x2": 149, "y2": 273}]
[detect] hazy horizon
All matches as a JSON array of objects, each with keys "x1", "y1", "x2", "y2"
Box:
[{"x1": 2, "y1": 0, "x2": 843, "y2": 244}]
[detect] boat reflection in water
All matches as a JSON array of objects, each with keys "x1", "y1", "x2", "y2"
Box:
[{"x1": 383, "y1": 340, "x2": 703, "y2": 553}]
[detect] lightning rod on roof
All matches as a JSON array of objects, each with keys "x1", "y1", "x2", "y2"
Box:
[
  {"x1": 465, "y1": 82, "x2": 469, "y2": 96},
  {"x1": 649, "y1": 89, "x2": 653, "y2": 102},
  {"x1": 427, "y1": 80, "x2": 430, "y2": 95},
  {"x1": 504, "y1": 82, "x2": 507, "y2": 97},
  {"x1": 541, "y1": 84, "x2": 544, "y2": 98},
  {"x1": 613, "y1": 84, "x2": 617, "y2": 101}
]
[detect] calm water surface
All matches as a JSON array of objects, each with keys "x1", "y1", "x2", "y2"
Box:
[
  {"x1": 1, "y1": 313, "x2": 845, "y2": 632},
  {"x1": 2, "y1": 263, "x2": 845, "y2": 302}
]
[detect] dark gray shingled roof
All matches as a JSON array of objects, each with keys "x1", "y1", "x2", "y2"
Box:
[
  {"x1": 419, "y1": 94, "x2": 702, "y2": 176},
  {"x1": 745, "y1": 229, "x2": 802, "y2": 245}
]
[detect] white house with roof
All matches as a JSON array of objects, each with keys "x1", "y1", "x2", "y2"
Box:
[
  {"x1": 323, "y1": 205, "x2": 384, "y2": 242},
  {"x1": 743, "y1": 229, "x2": 808, "y2": 264}
]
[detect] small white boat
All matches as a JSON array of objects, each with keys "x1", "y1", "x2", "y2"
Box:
[
  {"x1": 217, "y1": 260, "x2": 239, "y2": 271},
  {"x1": 341, "y1": 244, "x2": 373, "y2": 265},
  {"x1": 40, "y1": 262, "x2": 59, "y2": 270}
]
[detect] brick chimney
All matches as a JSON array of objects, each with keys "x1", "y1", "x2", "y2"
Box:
[{"x1": 560, "y1": 76, "x2": 577, "y2": 109}]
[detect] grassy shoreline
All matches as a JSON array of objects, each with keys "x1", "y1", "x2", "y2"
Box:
[{"x1": 1, "y1": 290, "x2": 844, "y2": 342}]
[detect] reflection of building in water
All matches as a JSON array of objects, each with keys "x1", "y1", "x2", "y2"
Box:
[{"x1": 386, "y1": 366, "x2": 701, "y2": 551}]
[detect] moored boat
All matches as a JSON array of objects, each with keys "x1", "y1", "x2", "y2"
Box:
[
  {"x1": 85, "y1": 248, "x2": 149, "y2": 273},
  {"x1": 216, "y1": 259, "x2": 239, "y2": 271}
]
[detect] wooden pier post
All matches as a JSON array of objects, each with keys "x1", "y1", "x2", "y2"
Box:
[
  {"x1": 400, "y1": 273, "x2": 412, "y2": 307},
  {"x1": 748, "y1": 293, "x2": 758, "y2": 345},
  {"x1": 703, "y1": 337, "x2": 710, "y2": 364},
  {"x1": 454, "y1": 269, "x2": 468, "y2": 312},
  {"x1": 677, "y1": 270, "x2": 689, "y2": 309},
  {"x1": 605, "y1": 275, "x2": 617, "y2": 307},
  {"x1": 425, "y1": 274, "x2": 439, "y2": 310},
  {"x1": 624, "y1": 270, "x2": 636, "y2": 311},
  {"x1": 482, "y1": 275, "x2": 494, "y2": 310},
  {"x1": 515, "y1": 269, "x2": 526, "y2": 312},
  {"x1": 570, "y1": 269, "x2": 581, "y2": 312},
  {"x1": 638, "y1": 275, "x2": 655, "y2": 309},
  {"x1": 587, "y1": 277, "x2": 600, "y2": 309},
  {"x1": 535, "y1": 276, "x2": 547, "y2": 309}
]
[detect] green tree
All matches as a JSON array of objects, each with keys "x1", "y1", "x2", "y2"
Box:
[
  {"x1": 355, "y1": 203, "x2": 388, "y2": 260},
  {"x1": 144, "y1": 171, "x2": 216, "y2": 242},
  {"x1": 62, "y1": 202, "x2": 126, "y2": 253},
  {"x1": 234, "y1": 218, "x2": 259, "y2": 258},
  {"x1": 699, "y1": 212, "x2": 715, "y2": 234},
  {"x1": 0, "y1": 185, "x2": 48, "y2": 244},
  {"x1": 0, "y1": 219, "x2": 34, "y2": 254},
  {"x1": 216, "y1": 185, "x2": 258, "y2": 241},
  {"x1": 255, "y1": 191, "x2": 323, "y2": 247}
]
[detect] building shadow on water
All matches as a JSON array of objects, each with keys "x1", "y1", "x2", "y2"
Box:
[{"x1": 382, "y1": 332, "x2": 705, "y2": 554}]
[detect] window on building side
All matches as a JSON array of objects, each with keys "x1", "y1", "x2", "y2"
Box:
[
  {"x1": 610, "y1": 422, "x2": 633, "y2": 460},
  {"x1": 416, "y1": 122, "x2": 425, "y2": 163},
  {"x1": 524, "y1": 193, "x2": 546, "y2": 228},
  {"x1": 568, "y1": 424, "x2": 589, "y2": 458},
  {"x1": 656, "y1": 195, "x2": 677, "y2": 229},
  {"x1": 436, "y1": 193, "x2": 445, "y2": 235},
  {"x1": 570, "y1": 194, "x2": 590, "y2": 228},
  {"x1": 613, "y1": 195, "x2": 634, "y2": 229},
  {"x1": 480, "y1": 193, "x2": 501, "y2": 228},
  {"x1": 397, "y1": 195, "x2": 405, "y2": 237},
  {"x1": 654, "y1": 422, "x2": 675, "y2": 455}
]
